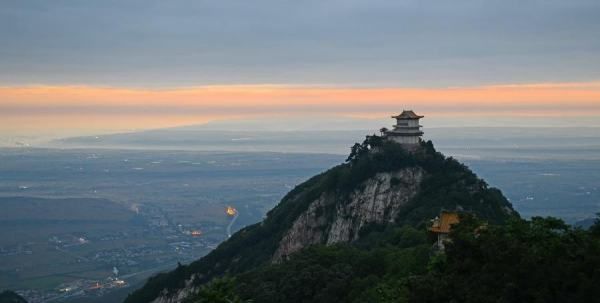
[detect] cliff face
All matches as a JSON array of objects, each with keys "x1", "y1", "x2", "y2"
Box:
[
  {"x1": 273, "y1": 168, "x2": 424, "y2": 261},
  {"x1": 150, "y1": 284, "x2": 197, "y2": 303}
]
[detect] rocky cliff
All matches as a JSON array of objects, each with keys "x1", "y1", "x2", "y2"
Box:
[
  {"x1": 125, "y1": 138, "x2": 516, "y2": 303},
  {"x1": 273, "y1": 168, "x2": 424, "y2": 261}
]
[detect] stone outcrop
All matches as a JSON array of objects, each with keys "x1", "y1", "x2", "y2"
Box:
[
  {"x1": 273, "y1": 167, "x2": 424, "y2": 261},
  {"x1": 150, "y1": 277, "x2": 198, "y2": 303}
]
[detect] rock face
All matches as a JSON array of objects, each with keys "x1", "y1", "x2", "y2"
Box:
[
  {"x1": 150, "y1": 280, "x2": 198, "y2": 303},
  {"x1": 273, "y1": 168, "x2": 424, "y2": 261}
]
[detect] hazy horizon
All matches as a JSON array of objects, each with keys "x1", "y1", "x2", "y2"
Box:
[{"x1": 3, "y1": 114, "x2": 600, "y2": 147}]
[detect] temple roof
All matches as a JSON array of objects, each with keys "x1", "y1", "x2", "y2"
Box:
[
  {"x1": 428, "y1": 211, "x2": 460, "y2": 234},
  {"x1": 392, "y1": 110, "x2": 424, "y2": 120}
]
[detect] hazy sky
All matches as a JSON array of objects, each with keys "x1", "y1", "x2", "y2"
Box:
[{"x1": 1, "y1": 0, "x2": 599, "y2": 139}]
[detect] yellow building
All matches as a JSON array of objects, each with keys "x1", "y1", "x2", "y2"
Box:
[{"x1": 429, "y1": 211, "x2": 460, "y2": 249}]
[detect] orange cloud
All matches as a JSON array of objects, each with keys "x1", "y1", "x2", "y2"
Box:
[
  {"x1": 1, "y1": 82, "x2": 599, "y2": 138},
  {"x1": 1, "y1": 82, "x2": 600, "y2": 114}
]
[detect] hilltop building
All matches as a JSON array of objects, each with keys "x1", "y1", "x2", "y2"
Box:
[
  {"x1": 383, "y1": 110, "x2": 424, "y2": 145},
  {"x1": 429, "y1": 211, "x2": 460, "y2": 249}
]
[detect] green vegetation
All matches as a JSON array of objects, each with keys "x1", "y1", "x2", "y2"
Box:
[
  {"x1": 186, "y1": 216, "x2": 600, "y2": 303},
  {"x1": 409, "y1": 215, "x2": 600, "y2": 302},
  {"x1": 183, "y1": 278, "x2": 249, "y2": 303},
  {"x1": 125, "y1": 138, "x2": 516, "y2": 303},
  {"x1": 0, "y1": 291, "x2": 27, "y2": 303},
  {"x1": 232, "y1": 226, "x2": 430, "y2": 303}
]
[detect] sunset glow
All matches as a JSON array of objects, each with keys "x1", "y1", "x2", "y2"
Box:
[
  {"x1": 2, "y1": 82, "x2": 599, "y2": 138},
  {"x1": 3, "y1": 82, "x2": 600, "y2": 110}
]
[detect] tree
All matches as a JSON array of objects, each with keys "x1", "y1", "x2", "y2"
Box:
[
  {"x1": 590, "y1": 213, "x2": 600, "y2": 236},
  {"x1": 409, "y1": 216, "x2": 600, "y2": 303},
  {"x1": 188, "y1": 278, "x2": 250, "y2": 303}
]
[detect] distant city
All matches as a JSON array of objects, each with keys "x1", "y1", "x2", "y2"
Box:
[{"x1": 0, "y1": 149, "x2": 340, "y2": 302}]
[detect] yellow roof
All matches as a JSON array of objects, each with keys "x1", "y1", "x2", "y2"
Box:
[{"x1": 429, "y1": 212, "x2": 460, "y2": 234}]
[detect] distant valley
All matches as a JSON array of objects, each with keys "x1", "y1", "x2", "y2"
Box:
[
  {"x1": 1, "y1": 125, "x2": 599, "y2": 302},
  {"x1": 0, "y1": 149, "x2": 340, "y2": 302}
]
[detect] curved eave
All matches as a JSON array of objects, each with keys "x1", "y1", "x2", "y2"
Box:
[{"x1": 391, "y1": 115, "x2": 424, "y2": 120}]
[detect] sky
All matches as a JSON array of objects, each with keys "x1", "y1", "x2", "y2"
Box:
[{"x1": 1, "y1": 0, "x2": 600, "y2": 140}]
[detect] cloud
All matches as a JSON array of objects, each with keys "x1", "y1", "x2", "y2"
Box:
[
  {"x1": 1, "y1": 82, "x2": 599, "y2": 117},
  {"x1": 1, "y1": 1, "x2": 600, "y2": 86},
  {"x1": 1, "y1": 81, "x2": 599, "y2": 138}
]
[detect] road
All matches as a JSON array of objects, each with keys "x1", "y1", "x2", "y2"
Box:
[{"x1": 226, "y1": 212, "x2": 239, "y2": 238}]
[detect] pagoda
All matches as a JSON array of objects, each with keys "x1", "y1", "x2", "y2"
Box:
[{"x1": 383, "y1": 110, "x2": 424, "y2": 145}]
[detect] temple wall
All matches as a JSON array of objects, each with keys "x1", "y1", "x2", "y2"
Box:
[
  {"x1": 389, "y1": 136, "x2": 419, "y2": 145},
  {"x1": 407, "y1": 120, "x2": 419, "y2": 127}
]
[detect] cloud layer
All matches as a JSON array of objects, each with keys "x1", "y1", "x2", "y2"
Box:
[
  {"x1": 2, "y1": 0, "x2": 600, "y2": 86},
  {"x1": 2, "y1": 82, "x2": 600, "y2": 117}
]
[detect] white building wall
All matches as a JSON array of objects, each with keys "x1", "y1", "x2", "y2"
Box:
[
  {"x1": 394, "y1": 120, "x2": 420, "y2": 132},
  {"x1": 407, "y1": 120, "x2": 419, "y2": 127},
  {"x1": 389, "y1": 136, "x2": 419, "y2": 145},
  {"x1": 389, "y1": 117, "x2": 422, "y2": 145},
  {"x1": 395, "y1": 121, "x2": 409, "y2": 127}
]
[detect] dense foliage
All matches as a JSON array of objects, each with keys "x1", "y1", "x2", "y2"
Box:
[
  {"x1": 187, "y1": 216, "x2": 600, "y2": 303},
  {"x1": 191, "y1": 225, "x2": 430, "y2": 303},
  {"x1": 125, "y1": 138, "x2": 515, "y2": 303},
  {"x1": 409, "y1": 215, "x2": 600, "y2": 303},
  {"x1": 0, "y1": 291, "x2": 27, "y2": 303}
]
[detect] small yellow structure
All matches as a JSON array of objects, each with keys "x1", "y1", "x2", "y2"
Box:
[
  {"x1": 429, "y1": 211, "x2": 460, "y2": 249},
  {"x1": 226, "y1": 206, "x2": 237, "y2": 216}
]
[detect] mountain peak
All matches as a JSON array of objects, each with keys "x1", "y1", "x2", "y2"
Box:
[{"x1": 125, "y1": 138, "x2": 516, "y2": 303}]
